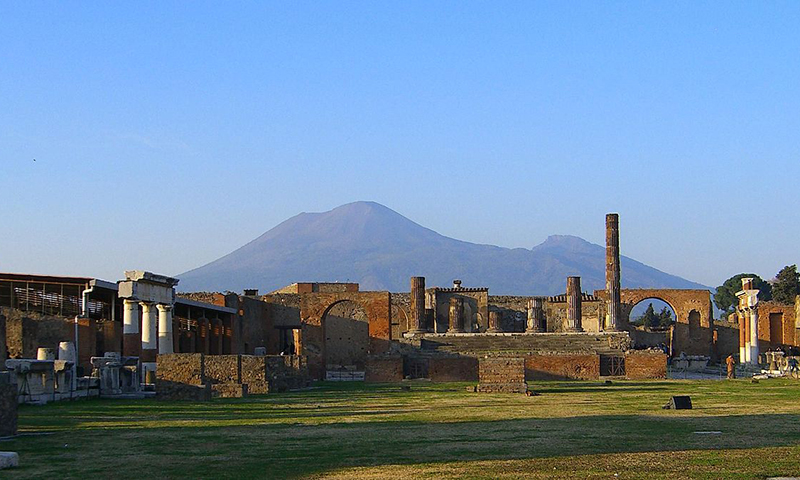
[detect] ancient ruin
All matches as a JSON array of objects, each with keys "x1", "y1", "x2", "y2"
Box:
[{"x1": 0, "y1": 213, "x2": 798, "y2": 402}]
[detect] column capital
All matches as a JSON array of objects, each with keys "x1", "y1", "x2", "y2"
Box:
[
  {"x1": 123, "y1": 298, "x2": 140, "y2": 306},
  {"x1": 156, "y1": 303, "x2": 173, "y2": 313}
]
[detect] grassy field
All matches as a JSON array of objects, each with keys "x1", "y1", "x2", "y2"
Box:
[{"x1": 2, "y1": 379, "x2": 800, "y2": 479}]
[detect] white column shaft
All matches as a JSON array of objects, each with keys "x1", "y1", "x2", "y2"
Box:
[
  {"x1": 123, "y1": 299, "x2": 140, "y2": 335},
  {"x1": 141, "y1": 302, "x2": 157, "y2": 350},
  {"x1": 157, "y1": 304, "x2": 174, "y2": 354},
  {"x1": 749, "y1": 310, "x2": 759, "y2": 364}
]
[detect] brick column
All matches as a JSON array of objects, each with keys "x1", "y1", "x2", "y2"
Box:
[
  {"x1": 566, "y1": 276, "x2": 584, "y2": 332},
  {"x1": 122, "y1": 299, "x2": 141, "y2": 357},
  {"x1": 526, "y1": 297, "x2": 545, "y2": 333},
  {"x1": 447, "y1": 297, "x2": 465, "y2": 333},
  {"x1": 409, "y1": 276, "x2": 427, "y2": 334},
  {"x1": 487, "y1": 310, "x2": 502, "y2": 333},
  {"x1": 605, "y1": 213, "x2": 622, "y2": 331}
]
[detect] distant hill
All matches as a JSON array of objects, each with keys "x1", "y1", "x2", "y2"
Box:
[{"x1": 177, "y1": 201, "x2": 708, "y2": 295}]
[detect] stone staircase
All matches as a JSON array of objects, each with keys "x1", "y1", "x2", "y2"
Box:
[{"x1": 414, "y1": 332, "x2": 631, "y2": 355}]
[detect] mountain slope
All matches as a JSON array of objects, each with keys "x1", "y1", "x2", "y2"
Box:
[{"x1": 177, "y1": 201, "x2": 707, "y2": 295}]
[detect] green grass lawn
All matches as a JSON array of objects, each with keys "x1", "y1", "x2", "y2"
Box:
[{"x1": 3, "y1": 379, "x2": 800, "y2": 479}]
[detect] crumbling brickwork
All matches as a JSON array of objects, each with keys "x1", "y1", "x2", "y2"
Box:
[
  {"x1": 525, "y1": 353, "x2": 600, "y2": 380},
  {"x1": 365, "y1": 356, "x2": 403, "y2": 382},
  {"x1": 625, "y1": 351, "x2": 667, "y2": 379},
  {"x1": 477, "y1": 357, "x2": 527, "y2": 393}
]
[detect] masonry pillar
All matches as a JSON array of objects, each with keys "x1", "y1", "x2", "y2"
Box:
[
  {"x1": 447, "y1": 297, "x2": 465, "y2": 333},
  {"x1": 566, "y1": 276, "x2": 584, "y2": 332},
  {"x1": 140, "y1": 301, "x2": 157, "y2": 378},
  {"x1": 157, "y1": 304, "x2": 174, "y2": 355},
  {"x1": 526, "y1": 297, "x2": 545, "y2": 333},
  {"x1": 409, "y1": 276, "x2": 427, "y2": 334},
  {"x1": 487, "y1": 310, "x2": 502, "y2": 333},
  {"x1": 200, "y1": 317, "x2": 210, "y2": 354},
  {"x1": 122, "y1": 299, "x2": 140, "y2": 357},
  {"x1": 605, "y1": 213, "x2": 622, "y2": 331}
]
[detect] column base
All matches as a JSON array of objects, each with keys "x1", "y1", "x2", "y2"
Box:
[
  {"x1": 447, "y1": 329, "x2": 465, "y2": 334},
  {"x1": 407, "y1": 329, "x2": 428, "y2": 335},
  {"x1": 486, "y1": 328, "x2": 502, "y2": 333},
  {"x1": 142, "y1": 362, "x2": 156, "y2": 384}
]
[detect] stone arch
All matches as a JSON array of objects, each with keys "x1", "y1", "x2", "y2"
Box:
[
  {"x1": 618, "y1": 289, "x2": 713, "y2": 357},
  {"x1": 298, "y1": 291, "x2": 391, "y2": 379},
  {"x1": 321, "y1": 300, "x2": 369, "y2": 370},
  {"x1": 623, "y1": 297, "x2": 679, "y2": 329}
]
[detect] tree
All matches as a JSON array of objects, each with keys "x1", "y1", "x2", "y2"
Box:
[
  {"x1": 772, "y1": 265, "x2": 800, "y2": 305},
  {"x1": 714, "y1": 273, "x2": 772, "y2": 314},
  {"x1": 657, "y1": 306, "x2": 674, "y2": 328},
  {"x1": 638, "y1": 303, "x2": 659, "y2": 330}
]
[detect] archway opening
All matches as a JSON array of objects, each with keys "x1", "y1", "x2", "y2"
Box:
[
  {"x1": 629, "y1": 298, "x2": 676, "y2": 331},
  {"x1": 323, "y1": 300, "x2": 369, "y2": 371}
]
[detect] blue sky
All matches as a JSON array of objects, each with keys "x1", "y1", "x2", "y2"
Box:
[{"x1": 1, "y1": 2, "x2": 798, "y2": 287}]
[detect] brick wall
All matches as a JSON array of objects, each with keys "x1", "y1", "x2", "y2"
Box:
[
  {"x1": 625, "y1": 351, "x2": 667, "y2": 379},
  {"x1": 0, "y1": 313, "x2": 6, "y2": 368},
  {"x1": 479, "y1": 357, "x2": 525, "y2": 383},
  {"x1": 365, "y1": 356, "x2": 403, "y2": 382},
  {"x1": 428, "y1": 357, "x2": 478, "y2": 382},
  {"x1": 525, "y1": 353, "x2": 600, "y2": 380}
]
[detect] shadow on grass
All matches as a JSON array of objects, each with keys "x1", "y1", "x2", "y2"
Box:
[{"x1": 4, "y1": 380, "x2": 800, "y2": 479}]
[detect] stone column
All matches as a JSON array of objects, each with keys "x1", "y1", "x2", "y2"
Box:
[
  {"x1": 736, "y1": 310, "x2": 746, "y2": 363},
  {"x1": 122, "y1": 299, "x2": 140, "y2": 357},
  {"x1": 409, "y1": 276, "x2": 427, "y2": 334},
  {"x1": 140, "y1": 301, "x2": 158, "y2": 377},
  {"x1": 566, "y1": 276, "x2": 584, "y2": 332},
  {"x1": 157, "y1": 304, "x2": 174, "y2": 355},
  {"x1": 749, "y1": 306, "x2": 759, "y2": 364},
  {"x1": 487, "y1": 311, "x2": 502, "y2": 333},
  {"x1": 605, "y1": 213, "x2": 621, "y2": 331},
  {"x1": 447, "y1": 297, "x2": 465, "y2": 333},
  {"x1": 526, "y1": 297, "x2": 545, "y2": 333}
]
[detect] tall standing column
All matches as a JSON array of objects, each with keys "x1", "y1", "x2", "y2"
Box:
[
  {"x1": 526, "y1": 297, "x2": 545, "y2": 333},
  {"x1": 749, "y1": 306, "x2": 759, "y2": 364},
  {"x1": 409, "y1": 276, "x2": 427, "y2": 334},
  {"x1": 122, "y1": 299, "x2": 141, "y2": 357},
  {"x1": 566, "y1": 276, "x2": 584, "y2": 332},
  {"x1": 605, "y1": 213, "x2": 622, "y2": 331},
  {"x1": 157, "y1": 304, "x2": 174, "y2": 354},
  {"x1": 487, "y1": 310, "x2": 502, "y2": 333},
  {"x1": 140, "y1": 301, "x2": 158, "y2": 380},
  {"x1": 447, "y1": 297, "x2": 465, "y2": 333},
  {"x1": 736, "y1": 310, "x2": 746, "y2": 363}
]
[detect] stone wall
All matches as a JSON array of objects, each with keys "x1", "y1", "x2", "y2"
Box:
[
  {"x1": 365, "y1": 356, "x2": 403, "y2": 382},
  {"x1": 240, "y1": 355, "x2": 270, "y2": 394},
  {"x1": 625, "y1": 351, "x2": 667, "y2": 379},
  {"x1": 390, "y1": 293, "x2": 411, "y2": 339},
  {"x1": 525, "y1": 353, "x2": 600, "y2": 380},
  {"x1": 155, "y1": 353, "x2": 211, "y2": 401},
  {"x1": 204, "y1": 355, "x2": 241, "y2": 384},
  {"x1": 0, "y1": 372, "x2": 17, "y2": 437},
  {"x1": 428, "y1": 356, "x2": 478, "y2": 382},
  {"x1": 757, "y1": 301, "x2": 797, "y2": 349},
  {"x1": 488, "y1": 296, "x2": 529, "y2": 332},
  {"x1": 2, "y1": 307, "x2": 72, "y2": 359},
  {"x1": 545, "y1": 299, "x2": 603, "y2": 333}
]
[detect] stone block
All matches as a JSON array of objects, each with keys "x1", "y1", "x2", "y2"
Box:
[
  {"x1": 0, "y1": 452, "x2": 19, "y2": 469},
  {"x1": 0, "y1": 373, "x2": 17, "y2": 437},
  {"x1": 476, "y1": 383, "x2": 528, "y2": 394},
  {"x1": 365, "y1": 356, "x2": 403, "y2": 382},
  {"x1": 156, "y1": 353, "x2": 205, "y2": 385},
  {"x1": 205, "y1": 355, "x2": 241, "y2": 384},
  {"x1": 155, "y1": 380, "x2": 211, "y2": 401}
]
